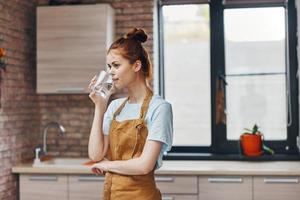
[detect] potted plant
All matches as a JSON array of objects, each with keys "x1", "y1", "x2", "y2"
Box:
[
  {"x1": 240, "y1": 124, "x2": 263, "y2": 156},
  {"x1": 240, "y1": 124, "x2": 275, "y2": 156}
]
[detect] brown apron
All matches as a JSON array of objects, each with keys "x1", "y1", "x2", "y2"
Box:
[{"x1": 103, "y1": 89, "x2": 162, "y2": 200}]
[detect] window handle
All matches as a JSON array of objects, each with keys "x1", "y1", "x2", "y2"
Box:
[
  {"x1": 218, "y1": 73, "x2": 228, "y2": 85},
  {"x1": 286, "y1": 71, "x2": 292, "y2": 127},
  {"x1": 285, "y1": 14, "x2": 292, "y2": 127}
]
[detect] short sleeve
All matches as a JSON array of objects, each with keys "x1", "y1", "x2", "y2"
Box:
[
  {"x1": 102, "y1": 101, "x2": 115, "y2": 135},
  {"x1": 147, "y1": 102, "x2": 173, "y2": 153}
]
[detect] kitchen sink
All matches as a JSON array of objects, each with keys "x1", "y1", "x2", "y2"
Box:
[{"x1": 32, "y1": 157, "x2": 91, "y2": 168}]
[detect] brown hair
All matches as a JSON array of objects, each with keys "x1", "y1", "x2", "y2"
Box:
[{"x1": 108, "y1": 28, "x2": 153, "y2": 84}]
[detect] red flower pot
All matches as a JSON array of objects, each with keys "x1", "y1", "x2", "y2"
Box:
[{"x1": 240, "y1": 133, "x2": 263, "y2": 156}]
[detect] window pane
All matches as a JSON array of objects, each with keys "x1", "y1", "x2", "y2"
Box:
[
  {"x1": 224, "y1": 7, "x2": 287, "y2": 140},
  {"x1": 163, "y1": 4, "x2": 211, "y2": 146},
  {"x1": 226, "y1": 75, "x2": 287, "y2": 140}
]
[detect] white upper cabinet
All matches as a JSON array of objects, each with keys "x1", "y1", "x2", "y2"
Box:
[{"x1": 37, "y1": 4, "x2": 114, "y2": 94}]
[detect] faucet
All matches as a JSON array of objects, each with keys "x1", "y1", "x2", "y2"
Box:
[{"x1": 42, "y1": 121, "x2": 65, "y2": 154}]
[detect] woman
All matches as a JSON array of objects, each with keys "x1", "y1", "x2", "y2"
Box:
[{"x1": 88, "y1": 28, "x2": 173, "y2": 200}]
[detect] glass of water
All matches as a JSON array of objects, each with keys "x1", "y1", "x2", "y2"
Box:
[{"x1": 91, "y1": 70, "x2": 115, "y2": 98}]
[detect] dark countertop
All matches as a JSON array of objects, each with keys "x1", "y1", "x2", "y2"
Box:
[{"x1": 164, "y1": 152, "x2": 300, "y2": 161}]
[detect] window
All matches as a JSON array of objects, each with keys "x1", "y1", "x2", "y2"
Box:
[
  {"x1": 224, "y1": 7, "x2": 287, "y2": 140},
  {"x1": 158, "y1": 0, "x2": 298, "y2": 156},
  {"x1": 162, "y1": 4, "x2": 211, "y2": 146}
]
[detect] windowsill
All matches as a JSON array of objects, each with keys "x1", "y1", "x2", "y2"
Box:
[{"x1": 163, "y1": 152, "x2": 300, "y2": 161}]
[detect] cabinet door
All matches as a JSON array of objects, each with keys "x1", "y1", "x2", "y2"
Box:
[
  {"x1": 69, "y1": 175, "x2": 105, "y2": 200},
  {"x1": 199, "y1": 176, "x2": 252, "y2": 200},
  {"x1": 37, "y1": 4, "x2": 114, "y2": 94},
  {"x1": 253, "y1": 176, "x2": 300, "y2": 200},
  {"x1": 155, "y1": 175, "x2": 198, "y2": 194},
  {"x1": 20, "y1": 174, "x2": 68, "y2": 200}
]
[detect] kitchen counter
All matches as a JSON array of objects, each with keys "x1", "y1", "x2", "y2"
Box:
[{"x1": 11, "y1": 159, "x2": 300, "y2": 176}]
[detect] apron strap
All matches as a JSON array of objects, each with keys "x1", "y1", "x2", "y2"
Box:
[
  {"x1": 113, "y1": 97, "x2": 129, "y2": 119},
  {"x1": 112, "y1": 88, "x2": 153, "y2": 120},
  {"x1": 139, "y1": 88, "x2": 153, "y2": 120}
]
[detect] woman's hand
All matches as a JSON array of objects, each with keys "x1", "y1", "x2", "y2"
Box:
[
  {"x1": 88, "y1": 75, "x2": 111, "y2": 110},
  {"x1": 91, "y1": 159, "x2": 110, "y2": 175},
  {"x1": 91, "y1": 166, "x2": 105, "y2": 175}
]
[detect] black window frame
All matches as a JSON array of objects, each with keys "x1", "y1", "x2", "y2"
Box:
[{"x1": 158, "y1": 0, "x2": 299, "y2": 157}]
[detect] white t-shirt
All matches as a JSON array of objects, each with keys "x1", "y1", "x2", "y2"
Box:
[{"x1": 103, "y1": 94, "x2": 173, "y2": 170}]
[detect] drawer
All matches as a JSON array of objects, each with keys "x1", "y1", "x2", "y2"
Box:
[
  {"x1": 161, "y1": 194, "x2": 198, "y2": 200},
  {"x1": 69, "y1": 175, "x2": 105, "y2": 200},
  {"x1": 199, "y1": 176, "x2": 252, "y2": 200},
  {"x1": 253, "y1": 176, "x2": 300, "y2": 200},
  {"x1": 20, "y1": 174, "x2": 68, "y2": 200},
  {"x1": 155, "y1": 175, "x2": 198, "y2": 194}
]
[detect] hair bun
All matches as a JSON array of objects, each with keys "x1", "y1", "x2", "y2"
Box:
[{"x1": 125, "y1": 28, "x2": 148, "y2": 43}]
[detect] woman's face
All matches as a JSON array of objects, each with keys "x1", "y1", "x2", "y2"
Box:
[{"x1": 106, "y1": 49, "x2": 137, "y2": 90}]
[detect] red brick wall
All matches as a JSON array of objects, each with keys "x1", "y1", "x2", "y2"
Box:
[
  {"x1": 0, "y1": 1, "x2": 39, "y2": 199},
  {"x1": 0, "y1": 0, "x2": 154, "y2": 199}
]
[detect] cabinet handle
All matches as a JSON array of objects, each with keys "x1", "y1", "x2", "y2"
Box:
[
  {"x1": 208, "y1": 177, "x2": 243, "y2": 183},
  {"x1": 162, "y1": 196, "x2": 175, "y2": 200},
  {"x1": 264, "y1": 178, "x2": 299, "y2": 184},
  {"x1": 155, "y1": 177, "x2": 175, "y2": 182},
  {"x1": 77, "y1": 176, "x2": 105, "y2": 182},
  {"x1": 56, "y1": 87, "x2": 85, "y2": 93},
  {"x1": 29, "y1": 175, "x2": 58, "y2": 181}
]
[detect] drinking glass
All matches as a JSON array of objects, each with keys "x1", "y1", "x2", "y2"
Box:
[{"x1": 91, "y1": 70, "x2": 114, "y2": 98}]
